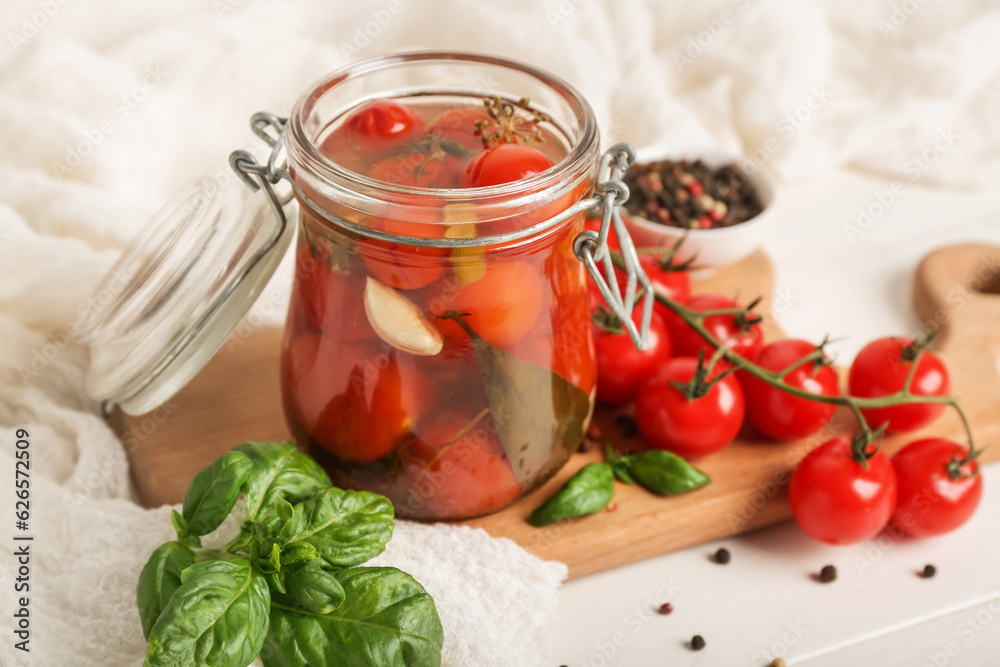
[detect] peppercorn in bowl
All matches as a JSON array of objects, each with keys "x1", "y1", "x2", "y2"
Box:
[{"x1": 620, "y1": 150, "x2": 778, "y2": 268}]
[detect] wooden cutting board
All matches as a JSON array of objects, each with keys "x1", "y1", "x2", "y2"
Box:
[{"x1": 113, "y1": 244, "x2": 1000, "y2": 579}]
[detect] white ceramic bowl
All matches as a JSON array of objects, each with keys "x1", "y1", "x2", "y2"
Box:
[{"x1": 620, "y1": 149, "x2": 779, "y2": 268}]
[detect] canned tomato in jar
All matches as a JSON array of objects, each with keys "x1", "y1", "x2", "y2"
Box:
[
  {"x1": 74, "y1": 52, "x2": 651, "y2": 522},
  {"x1": 282, "y1": 54, "x2": 607, "y2": 520}
]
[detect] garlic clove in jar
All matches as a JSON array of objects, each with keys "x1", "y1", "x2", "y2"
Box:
[{"x1": 364, "y1": 276, "x2": 443, "y2": 356}]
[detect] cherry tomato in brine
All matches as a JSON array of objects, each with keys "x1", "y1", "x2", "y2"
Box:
[
  {"x1": 294, "y1": 244, "x2": 373, "y2": 341},
  {"x1": 461, "y1": 144, "x2": 555, "y2": 188},
  {"x1": 399, "y1": 412, "x2": 522, "y2": 519},
  {"x1": 284, "y1": 334, "x2": 429, "y2": 463},
  {"x1": 341, "y1": 99, "x2": 424, "y2": 153},
  {"x1": 359, "y1": 218, "x2": 447, "y2": 291},
  {"x1": 426, "y1": 107, "x2": 493, "y2": 151},
  {"x1": 426, "y1": 260, "x2": 544, "y2": 349}
]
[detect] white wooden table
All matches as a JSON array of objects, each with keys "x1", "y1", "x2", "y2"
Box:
[{"x1": 553, "y1": 170, "x2": 1000, "y2": 666}]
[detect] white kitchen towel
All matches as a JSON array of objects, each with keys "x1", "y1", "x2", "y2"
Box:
[{"x1": 1, "y1": 0, "x2": 999, "y2": 665}]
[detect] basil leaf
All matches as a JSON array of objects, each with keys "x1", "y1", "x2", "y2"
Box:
[
  {"x1": 449, "y1": 314, "x2": 591, "y2": 485},
  {"x1": 181, "y1": 451, "x2": 253, "y2": 537},
  {"x1": 136, "y1": 541, "x2": 195, "y2": 640},
  {"x1": 604, "y1": 442, "x2": 636, "y2": 484},
  {"x1": 629, "y1": 450, "x2": 711, "y2": 496},
  {"x1": 280, "y1": 542, "x2": 319, "y2": 568},
  {"x1": 261, "y1": 567, "x2": 443, "y2": 667},
  {"x1": 144, "y1": 558, "x2": 270, "y2": 667},
  {"x1": 282, "y1": 563, "x2": 347, "y2": 615},
  {"x1": 278, "y1": 488, "x2": 394, "y2": 568},
  {"x1": 267, "y1": 571, "x2": 287, "y2": 596},
  {"x1": 528, "y1": 463, "x2": 615, "y2": 527},
  {"x1": 234, "y1": 441, "x2": 332, "y2": 521},
  {"x1": 261, "y1": 543, "x2": 283, "y2": 574}
]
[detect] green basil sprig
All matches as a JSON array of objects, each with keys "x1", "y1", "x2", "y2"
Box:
[
  {"x1": 137, "y1": 441, "x2": 443, "y2": 667},
  {"x1": 528, "y1": 463, "x2": 615, "y2": 526},
  {"x1": 627, "y1": 450, "x2": 711, "y2": 495},
  {"x1": 606, "y1": 443, "x2": 711, "y2": 496},
  {"x1": 528, "y1": 443, "x2": 712, "y2": 529}
]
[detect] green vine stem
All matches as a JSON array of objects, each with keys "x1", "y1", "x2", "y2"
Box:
[{"x1": 609, "y1": 253, "x2": 977, "y2": 459}]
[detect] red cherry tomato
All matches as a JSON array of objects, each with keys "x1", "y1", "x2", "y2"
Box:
[
  {"x1": 425, "y1": 260, "x2": 544, "y2": 349},
  {"x1": 891, "y1": 438, "x2": 982, "y2": 537},
  {"x1": 369, "y1": 151, "x2": 461, "y2": 189},
  {"x1": 342, "y1": 99, "x2": 424, "y2": 152},
  {"x1": 639, "y1": 251, "x2": 692, "y2": 309},
  {"x1": 400, "y1": 413, "x2": 522, "y2": 519},
  {"x1": 848, "y1": 337, "x2": 950, "y2": 433},
  {"x1": 635, "y1": 356, "x2": 745, "y2": 458},
  {"x1": 594, "y1": 308, "x2": 672, "y2": 404},
  {"x1": 460, "y1": 144, "x2": 555, "y2": 188},
  {"x1": 426, "y1": 107, "x2": 493, "y2": 151},
  {"x1": 509, "y1": 307, "x2": 596, "y2": 396},
  {"x1": 294, "y1": 244, "x2": 373, "y2": 341},
  {"x1": 284, "y1": 335, "x2": 429, "y2": 463},
  {"x1": 789, "y1": 437, "x2": 897, "y2": 545},
  {"x1": 359, "y1": 218, "x2": 446, "y2": 291},
  {"x1": 742, "y1": 339, "x2": 839, "y2": 441},
  {"x1": 583, "y1": 217, "x2": 621, "y2": 251},
  {"x1": 664, "y1": 294, "x2": 764, "y2": 362}
]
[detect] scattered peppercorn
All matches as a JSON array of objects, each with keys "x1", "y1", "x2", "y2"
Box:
[
  {"x1": 769, "y1": 659, "x2": 787, "y2": 667},
  {"x1": 713, "y1": 547, "x2": 731, "y2": 564},
  {"x1": 819, "y1": 565, "x2": 837, "y2": 583},
  {"x1": 690, "y1": 635, "x2": 706, "y2": 651},
  {"x1": 922, "y1": 564, "x2": 937, "y2": 578},
  {"x1": 657, "y1": 602, "x2": 673, "y2": 615},
  {"x1": 623, "y1": 158, "x2": 763, "y2": 230},
  {"x1": 614, "y1": 414, "x2": 638, "y2": 438}
]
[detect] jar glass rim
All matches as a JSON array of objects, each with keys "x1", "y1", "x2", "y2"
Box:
[{"x1": 286, "y1": 50, "x2": 599, "y2": 211}]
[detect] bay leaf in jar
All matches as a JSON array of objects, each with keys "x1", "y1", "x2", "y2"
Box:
[{"x1": 443, "y1": 313, "x2": 591, "y2": 484}]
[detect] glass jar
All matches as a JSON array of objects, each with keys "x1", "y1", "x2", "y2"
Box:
[
  {"x1": 281, "y1": 53, "x2": 601, "y2": 520},
  {"x1": 74, "y1": 51, "x2": 651, "y2": 523}
]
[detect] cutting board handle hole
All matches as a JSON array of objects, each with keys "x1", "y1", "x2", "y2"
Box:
[{"x1": 972, "y1": 272, "x2": 1000, "y2": 295}]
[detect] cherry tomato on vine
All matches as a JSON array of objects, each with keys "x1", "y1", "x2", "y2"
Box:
[
  {"x1": 284, "y1": 335, "x2": 429, "y2": 463},
  {"x1": 594, "y1": 308, "x2": 672, "y2": 404},
  {"x1": 665, "y1": 294, "x2": 764, "y2": 362},
  {"x1": 460, "y1": 144, "x2": 555, "y2": 188},
  {"x1": 642, "y1": 253, "x2": 691, "y2": 301},
  {"x1": 425, "y1": 260, "x2": 544, "y2": 349},
  {"x1": 635, "y1": 356, "x2": 745, "y2": 458},
  {"x1": 294, "y1": 244, "x2": 373, "y2": 341},
  {"x1": 742, "y1": 339, "x2": 838, "y2": 441},
  {"x1": 401, "y1": 412, "x2": 522, "y2": 519},
  {"x1": 789, "y1": 437, "x2": 897, "y2": 545},
  {"x1": 848, "y1": 336, "x2": 950, "y2": 433},
  {"x1": 891, "y1": 438, "x2": 982, "y2": 537},
  {"x1": 583, "y1": 217, "x2": 621, "y2": 251},
  {"x1": 342, "y1": 99, "x2": 424, "y2": 152}
]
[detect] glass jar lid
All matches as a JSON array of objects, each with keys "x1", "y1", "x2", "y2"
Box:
[{"x1": 74, "y1": 139, "x2": 294, "y2": 415}]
